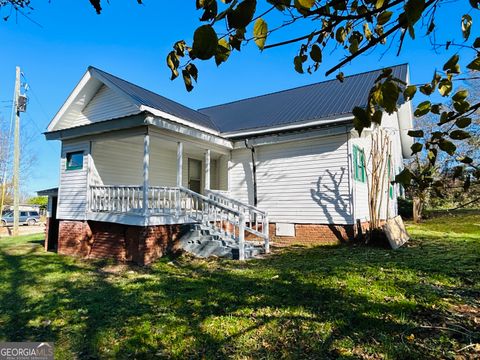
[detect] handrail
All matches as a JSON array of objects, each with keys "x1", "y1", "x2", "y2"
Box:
[
  {"x1": 205, "y1": 189, "x2": 270, "y2": 253},
  {"x1": 205, "y1": 189, "x2": 267, "y2": 215},
  {"x1": 89, "y1": 185, "x2": 269, "y2": 259}
]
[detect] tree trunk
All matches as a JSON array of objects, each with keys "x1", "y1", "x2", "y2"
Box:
[{"x1": 413, "y1": 196, "x2": 423, "y2": 223}]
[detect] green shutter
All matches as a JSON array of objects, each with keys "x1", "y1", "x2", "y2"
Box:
[{"x1": 388, "y1": 157, "x2": 394, "y2": 198}]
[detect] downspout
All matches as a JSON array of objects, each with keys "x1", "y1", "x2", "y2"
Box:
[{"x1": 244, "y1": 139, "x2": 258, "y2": 207}]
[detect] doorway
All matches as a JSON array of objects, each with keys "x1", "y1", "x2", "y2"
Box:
[
  {"x1": 47, "y1": 196, "x2": 59, "y2": 251},
  {"x1": 188, "y1": 158, "x2": 202, "y2": 193}
]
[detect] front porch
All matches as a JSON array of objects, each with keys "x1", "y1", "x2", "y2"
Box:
[{"x1": 84, "y1": 128, "x2": 269, "y2": 259}]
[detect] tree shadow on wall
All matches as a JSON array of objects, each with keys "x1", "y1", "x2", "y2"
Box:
[{"x1": 310, "y1": 167, "x2": 353, "y2": 242}]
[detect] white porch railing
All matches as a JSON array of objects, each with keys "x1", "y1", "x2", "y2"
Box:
[
  {"x1": 89, "y1": 185, "x2": 269, "y2": 259},
  {"x1": 206, "y1": 189, "x2": 269, "y2": 253}
]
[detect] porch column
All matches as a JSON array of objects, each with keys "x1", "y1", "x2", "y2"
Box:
[
  {"x1": 143, "y1": 131, "x2": 150, "y2": 215},
  {"x1": 177, "y1": 142, "x2": 183, "y2": 187},
  {"x1": 204, "y1": 149, "x2": 211, "y2": 192}
]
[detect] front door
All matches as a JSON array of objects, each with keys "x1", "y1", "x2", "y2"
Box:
[{"x1": 188, "y1": 158, "x2": 202, "y2": 193}]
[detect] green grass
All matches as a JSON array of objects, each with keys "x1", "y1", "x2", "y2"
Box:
[{"x1": 0, "y1": 213, "x2": 479, "y2": 359}]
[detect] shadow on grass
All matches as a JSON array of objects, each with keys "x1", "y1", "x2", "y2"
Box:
[{"x1": 0, "y1": 229, "x2": 478, "y2": 359}]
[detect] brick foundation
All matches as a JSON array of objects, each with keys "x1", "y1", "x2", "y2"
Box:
[
  {"x1": 269, "y1": 223, "x2": 359, "y2": 246},
  {"x1": 57, "y1": 220, "x2": 184, "y2": 265}
]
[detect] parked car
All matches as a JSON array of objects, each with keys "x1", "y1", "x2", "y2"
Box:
[{"x1": 1, "y1": 211, "x2": 40, "y2": 226}]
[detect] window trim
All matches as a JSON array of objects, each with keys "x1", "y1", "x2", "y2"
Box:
[{"x1": 66, "y1": 151, "x2": 84, "y2": 171}]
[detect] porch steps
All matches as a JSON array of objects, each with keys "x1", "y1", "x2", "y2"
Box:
[{"x1": 179, "y1": 224, "x2": 264, "y2": 260}]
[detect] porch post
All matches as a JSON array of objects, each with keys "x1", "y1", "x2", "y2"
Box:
[
  {"x1": 143, "y1": 131, "x2": 150, "y2": 215},
  {"x1": 204, "y1": 149, "x2": 211, "y2": 192},
  {"x1": 177, "y1": 142, "x2": 183, "y2": 187}
]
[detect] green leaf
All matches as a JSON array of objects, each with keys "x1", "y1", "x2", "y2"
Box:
[
  {"x1": 395, "y1": 168, "x2": 413, "y2": 185},
  {"x1": 335, "y1": 27, "x2": 347, "y2": 43},
  {"x1": 403, "y1": 85, "x2": 417, "y2": 100},
  {"x1": 431, "y1": 104, "x2": 441, "y2": 114},
  {"x1": 363, "y1": 23, "x2": 373, "y2": 41},
  {"x1": 467, "y1": 56, "x2": 480, "y2": 71},
  {"x1": 473, "y1": 37, "x2": 480, "y2": 48},
  {"x1": 458, "y1": 156, "x2": 473, "y2": 164},
  {"x1": 419, "y1": 84, "x2": 433, "y2": 95},
  {"x1": 191, "y1": 25, "x2": 219, "y2": 60},
  {"x1": 182, "y1": 69, "x2": 194, "y2": 92},
  {"x1": 267, "y1": 0, "x2": 291, "y2": 10},
  {"x1": 352, "y1": 107, "x2": 371, "y2": 135},
  {"x1": 294, "y1": 55, "x2": 306, "y2": 74},
  {"x1": 450, "y1": 129, "x2": 471, "y2": 140},
  {"x1": 215, "y1": 38, "x2": 231, "y2": 66},
  {"x1": 227, "y1": 0, "x2": 257, "y2": 29},
  {"x1": 438, "y1": 79, "x2": 452, "y2": 96},
  {"x1": 253, "y1": 18, "x2": 268, "y2": 50},
  {"x1": 166, "y1": 51, "x2": 180, "y2": 80},
  {"x1": 461, "y1": 14, "x2": 472, "y2": 40},
  {"x1": 443, "y1": 54, "x2": 460, "y2": 74},
  {"x1": 453, "y1": 100, "x2": 470, "y2": 113},
  {"x1": 173, "y1": 40, "x2": 187, "y2": 57},
  {"x1": 455, "y1": 117, "x2": 471, "y2": 128},
  {"x1": 380, "y1": 80, "x2": 400, "y2": 113},
  {"x1": 452, "y1": 89, "x2": 468, "y2": 102},
  {"x1": 410, "y1": 142, "x2": 423, "y2": 155},
  {"x1": 414, "y1": 101, "x2": 431, "y2": 117},
  {"x1": 186, "y1": 63, "x2": 198, "y2": 82},
  {"x1": 439, "y1": 138, "x2": 457, "y2": 155},
  {"x1": 408, "y1": 130, "x2": 424, "y2": 137},
  {"x1": 310, "y1": 44, "x2": 322, "y2": 62},
  {"x1": 372, "y1": 110, "x2": 383, "y2": 125},
  {"x1": 375, "y1": 0, "x2": 384, "y2": 9},
  {"x1": 294, "y1": 0, "x2": 315, "y2": 10},
  {"x1": 377, "y1": 11, "x2": 393, "y2": 25}
]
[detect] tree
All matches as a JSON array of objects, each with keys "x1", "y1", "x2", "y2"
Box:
[{"x1": 27, "y1": 195, "x2": 47, "y2": 209}]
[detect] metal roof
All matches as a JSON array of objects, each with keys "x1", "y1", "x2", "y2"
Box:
[
  {"x1": 199, "y1": 64, "x2": 409, "y2": 134},
  {"x1": 37, "y1": 187, "x2": 59, "y2": 196},
  {"x1": 89, "y1": 67, "x2": 220, "y2": 131}
]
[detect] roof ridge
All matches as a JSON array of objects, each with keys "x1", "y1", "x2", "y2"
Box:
[{"x1": 198, "y1": 63, "x2": 408, "y2": 112}]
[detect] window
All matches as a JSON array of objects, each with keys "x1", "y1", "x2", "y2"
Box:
[
  {"x1": 353, "y1": 145, "x2": 366, "y2": 183},
  {"x1": 66, "y1": 151, "x2": 84, "y2": 171}
]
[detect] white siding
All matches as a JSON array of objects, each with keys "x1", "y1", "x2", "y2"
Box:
[
  {"x1": 229, "y1": 149, "x2": 254, "y2": 205},
  {"x1": 91, "y1": 137, "x2": 226, "y2": 191},
  {"x1": 57, "y1": 141, "x2": 89, "y2": 220},
  {"x1": 61, "y1": 84, "x2": 140, "y2": 129},
  {"x1": 91, "y1": 137, "x2": 178, "y2": 187},
  {"x1": 229, "y1": 134, "x2": 353, "y2": 224}
]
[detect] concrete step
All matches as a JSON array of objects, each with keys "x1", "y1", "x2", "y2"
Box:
[{"x1": 178, "y1": 223, "x2": 265, "y2": 260}]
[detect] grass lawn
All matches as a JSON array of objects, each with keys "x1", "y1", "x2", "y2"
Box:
[{"x1": 0, "y1": 213, "x2": 479, "y2": 359}]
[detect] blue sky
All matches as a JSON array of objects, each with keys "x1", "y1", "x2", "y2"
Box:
[{"x1": 0, "y1": 1, "x2": 475, "y2": 195}]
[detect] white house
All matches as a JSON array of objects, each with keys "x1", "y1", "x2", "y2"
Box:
[{"x1": 42, "y1": 64, "x2": 413, "y2": 264}]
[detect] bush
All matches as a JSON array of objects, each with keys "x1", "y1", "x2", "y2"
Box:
[{"x1": 398, "y1": 198, "x2": 413, "y2": 219}]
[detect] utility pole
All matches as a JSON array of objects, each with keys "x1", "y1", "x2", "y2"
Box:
[{"x1": 12, "y1": 66, "x2": 21, "y2": 237}]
